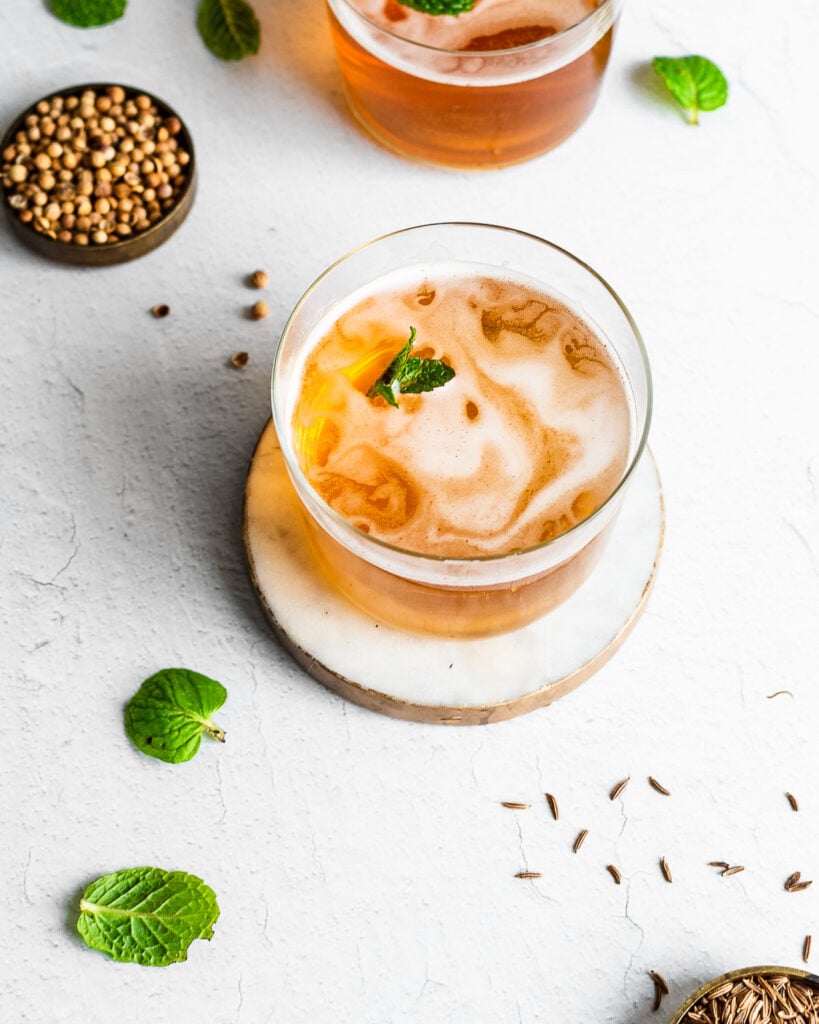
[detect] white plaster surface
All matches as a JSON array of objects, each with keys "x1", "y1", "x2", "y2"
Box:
[{"x1": 1, "y1": 1, "x2": 818, "y2": 1021}]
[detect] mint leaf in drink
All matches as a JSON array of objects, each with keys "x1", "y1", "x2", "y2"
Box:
[
  {"x1": 366, "y1": 327, "x2": 455, "y2": 409},
  {"x1": 397, "y1": 0, "x2": 475, "y2": 14},
  {"x1": 125, "y1": 668, "x2": 227, "y2": 764},
  {"x1": 197, "y1": 0, "x2": 260, "y2": 60},
  {"x1": 77, "y1": 867, "x2": 219, "y2": 966},
  {"x1": 49, "y1": 0, "x2": 126, "y2": 27},
  {"x1": 652, "y1": 55, "x2": 728, "y2": 125}
]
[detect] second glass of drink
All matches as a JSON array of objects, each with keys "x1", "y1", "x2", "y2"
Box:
[{"x1": 325, "y1": 0, "x2": 623, "y2": 168}]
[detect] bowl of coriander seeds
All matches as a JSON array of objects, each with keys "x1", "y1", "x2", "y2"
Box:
[
  {"x1": 0, "y1": 83, "x2": 195, "y2": 265},
  {"x1": 669, "y1": 965, "x2": 819, "y2": 1023}
]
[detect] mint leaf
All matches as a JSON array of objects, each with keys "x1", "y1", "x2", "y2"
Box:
[
  {"x1": 197, "y1": 0, "x2": 260, "y2": 60},
  {"x1": 653, "y1": 55, "x2": 728, "y2": 125},
  {"x1": 399, "y1": 358, "x2": 456, "y2": 394},
  {"x1": 397, "y1": 0, "x2": 475, "y2": 13},
  {"x1": 77, "y1": 867, "x2": 219, "y2": 966},
  {"x1": 49, "y1": 0, "x2": 127, "y2": 27},
  {"x1": 125, "y1": 668, "x2": 227, "y2": 764},
  {"x1": 366, "y1": 327, "x2": 455, "y2": 409}
]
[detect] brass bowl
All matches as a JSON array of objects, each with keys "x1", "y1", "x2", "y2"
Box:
[
  {"x1": 669, "y1": 965, "x2": 819, "y2": 1023},
  {"x1": 1, "y1": 82, "x2": 196, "y2": 266}
]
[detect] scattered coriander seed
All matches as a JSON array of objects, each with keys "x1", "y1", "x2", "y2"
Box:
[
  {"x1": 251, "y1": 300, "x2": 269, "y2": 320},
  {"x1": 250, "y1": 269, "x2": 268, "y2": 289},
  {"x1": 151, "y1": 304, "x2": 170, "y2": 318},
  {"x1": 229, "y1": 351, "x2": 249, "y2": 369}
]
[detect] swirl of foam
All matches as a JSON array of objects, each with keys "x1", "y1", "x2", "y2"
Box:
[
  {"x1": 354, "y1": 0, "x2": 599, "y2": 50},
  {"x1": 293, "y1": 270, "x2": 632, "y2": 558}
]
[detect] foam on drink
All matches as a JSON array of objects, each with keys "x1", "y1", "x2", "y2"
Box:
[
  {"x1": 291, "y1": 267, "x2": 632, "y2": 559},
  {"x1": 357, "y1": 0, "x2": 599, "y2": 51}
]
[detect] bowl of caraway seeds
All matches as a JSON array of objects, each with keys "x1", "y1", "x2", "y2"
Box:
[
  {"x1": 669, "y1": 965, "x2": 819, "y2": 1023},
  {"x1": 0, "y1": 83, "x2": 195, "y2": 265}
]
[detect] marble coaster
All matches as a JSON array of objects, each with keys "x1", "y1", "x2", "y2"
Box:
[{"x1": 244, "y1": 420, "x2": 664, "y2": 725}]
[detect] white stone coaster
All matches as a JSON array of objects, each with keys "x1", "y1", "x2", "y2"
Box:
[{"x1": 244, "y1": 420, "x2": 664, "y2": 725}]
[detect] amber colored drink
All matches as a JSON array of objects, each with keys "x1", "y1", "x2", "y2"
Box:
[
  {"x1": 325, "y1": 0, "x2": 621, "y2": 169},
  {"x1": 273, "y1": 226, "x2": 651, "y2": 638}
]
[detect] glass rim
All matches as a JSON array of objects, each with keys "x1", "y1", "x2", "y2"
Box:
[
  {"x1": 272, "y1": 221, "x2": 653, "y2": 567},
  {"x1": 327, "y1": 0, "x2": 618, "y2": 58}
]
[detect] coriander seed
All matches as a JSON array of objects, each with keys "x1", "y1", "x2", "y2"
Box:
[
  {"x1": 250, "y1": 269, "x2": 268, "y2": 289},
  {"x1": 2, "y1": 84, "x2": 193, "y2": 256},
  {"x1": 151, "y1": 304, "x2": 170, "y2": 318},
  {"x1": 251, "y1": 300, "x2": 269, "y2": 320}
]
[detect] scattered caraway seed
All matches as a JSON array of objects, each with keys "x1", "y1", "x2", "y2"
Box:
[
  {"x1": 609, "y1": 777, "x2": 630, "y2": 800},
  {"x1": 804, "y1": 935, "x2": 812, "y2": 963},
  {"x1": 767, "y1": 689, "x2": 794, "y2": 698},
  {"x1": 251, "y1": 300, "x2": 269, "y2": 320},
  {"x1": 785, "y1": 871, "x2": 802, "y2": 889},
  {"x1": 660, "y1": 857, "x2": 672, "y2": 883},
  {"x1": 515, "y1": 872, "x2": 542, "y2": 879},
  {"x1": 678, "y1": 973, "x2": 819, "y2": 1022},
  {"x1": 151, "y1": 304, "x2": 170, "y2": 318},
  {"x1": 606, "y1": 865, "x2": 622, "y2": 885},
  {"x1": 650, "y1": 971, "x2": 669, "y2": 995},
  {"x1": 545, "y1": 793, "x2": 559, "y2": 821},
  {"x1": 788, "y1": 880, "x2": 813, "y2": 893},
  {"x1": 708, "y1": 861, "x2": 730, "y2": 869},
  {"x1": 501, "y1": 801, "x2": 530, "y2": 810},
  {"x1": 249, "y1": 269, "x2": 268, "y2": 288},
  {"x1": 786, "y1": 792, "x2": 799, "y2": 811},
  {"x1": 648, "y1": 776, "x2": 671, "y2": 796},
  {"x1": 721, "y1": 865, "x2": 744, "y2": 876},
  {"x1": 572, "y1": 829, "x2": 588, "y2": 854},
  {"x1": 650, "y1": 972, "x2": 666, "y2": 1013},
  {"x1": 229, "y1": 351, "x2": 249, "y2": 369}
]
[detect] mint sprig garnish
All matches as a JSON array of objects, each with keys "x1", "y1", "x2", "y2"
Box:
[
  {"x1": 397, "y1": 0, "x2": 475, "y2": 15},
  {"x1": 366, "y1": 327, "x2": 455, "y2": 409},
  {"x1": 653, "y1": 55, "x2": 728, "y2": 125},
  {"x1": 77, "y1": 867, "x2": 219, "y2": 966},
  {"x1": 49, "y1": 0, "x2": 127, "y2": 28},
  {"x1": 197, "y1": 0, "x2": 260, "y2": 60},
  {"x1": 125, "y1": 668, "x2": 227, "y2": 764}
]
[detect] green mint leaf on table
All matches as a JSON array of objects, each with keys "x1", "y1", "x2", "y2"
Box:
[
  {"x1": 197, "y1": 0, "x2": 260, "y2": 60},
  {"x1": 125, "y1": 668, "x2": 227, "y2": 764},
  {"x1": 366, "y1": 327, "x2": 455, "y2": 409},
  {"x1": 397, "y1": 0, "x2": 475, "y2": 14},
  {"x1": 49, "y1": 0, "x2": 127, "y2": 28},
  {"x1": 653, "y1": 55, "x2": 728, "y2": 125},
  {"x1": 77, "y1": 867, "x2": 219, "y2": 966}
]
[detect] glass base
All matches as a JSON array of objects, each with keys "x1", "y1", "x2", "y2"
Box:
[{"x1": 244, "y1": 419, "x2": 664, "y2": 726}]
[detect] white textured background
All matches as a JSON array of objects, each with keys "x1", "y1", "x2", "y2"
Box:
[{"x1": 2, "y1": 1, "x2": 818, "y2": 1021}]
